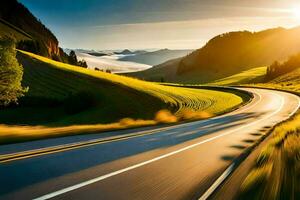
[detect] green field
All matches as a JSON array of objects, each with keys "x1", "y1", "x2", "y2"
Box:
[
  {"x1": 6, "y1": 50, "x2": 247, "y2": 125},
  {"x1": 0, "y1": 50, "x2": 249, "y2": 143},
  {"x1": 210, "y1": 67, "x2": 267, "y2": 86}
]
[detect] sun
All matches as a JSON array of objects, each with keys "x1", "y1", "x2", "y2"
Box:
[{"x1": 292, "y1": 7, "x2": 300, "y2": 18}]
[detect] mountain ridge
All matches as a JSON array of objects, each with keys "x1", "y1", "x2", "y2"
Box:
[{"x1": 129, "y1": 26, "x2": 300, "y2": 83}]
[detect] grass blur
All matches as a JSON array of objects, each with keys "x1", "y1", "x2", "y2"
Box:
[
  {"x1": 239, "y1": 73, "x2": 300, "y2": 199},
  {"x1": 239, "y1": 113, "x2": 300, "y2": 200},
  {"x1": 0, "y1": 108, "x2": 214, "y2": 144},
  {"x1": 0, "y1": 118, "x2": 156, "y2": 144}
]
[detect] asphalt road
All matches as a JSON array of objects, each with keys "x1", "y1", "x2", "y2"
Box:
[{"x1": 0, "y1": 88, "x2": 299, "y2": 200}]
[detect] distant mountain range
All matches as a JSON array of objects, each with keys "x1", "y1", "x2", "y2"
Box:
[
  {"x1": 75, "y1": 51, "x2": 151, "y2": 74},
  {"x1": 129, "y1": 27, "x2": 300, "y2": 83},
  {"x1": 119, "y1": 49, "x2": 193, "y2": 66},
  {"x1": 65, "y1": 48, "x2": 193, "y2": 73}
]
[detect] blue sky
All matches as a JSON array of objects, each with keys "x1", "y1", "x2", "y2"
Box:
[{"x1": 20, "y1": 0, "x2": 300, "y2": 50}]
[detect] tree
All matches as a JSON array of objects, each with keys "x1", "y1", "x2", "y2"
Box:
[
  {"x1": 78, "y1": 59, "x2": 88, "y2": 68},
  {"x1": 0, "y1": 38, "x2": 27, "y2": 106},
  {"x1": 68, "y1": 50, "x2": 78, "y2": 65},
  {"x1": 266, "y1": 54, "x2": 300, "y2": 80}
]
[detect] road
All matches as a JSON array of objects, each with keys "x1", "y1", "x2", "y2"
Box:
[{"x1": 0, "y1": 88, "x2": 299, "y2": 200}]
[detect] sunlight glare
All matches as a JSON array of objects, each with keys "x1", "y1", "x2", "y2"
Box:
[{"x1": 292, "y1": 7, "x2": 300, "y2": 19}]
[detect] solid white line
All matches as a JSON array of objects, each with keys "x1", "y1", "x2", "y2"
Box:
[
  {"x1": 198, "y1": 92, "x2": 300, "y2": 200},
  {"x1": 199, "y1": 163, "x2": 235, "y2": 200},
  {"x1": 34, "y1": 90, "x2": 286, "y2": 200}
]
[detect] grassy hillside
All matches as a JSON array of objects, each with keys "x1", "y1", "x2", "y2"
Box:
[
  {"x1": 0, "y1": 50, "x2": 246, "y2": 127},
  {"x1": 132, "y1": 27, "x2": 300, "y2": 84},
  {"x1": 210, "y1": 67, "x2": 267, "y2": 86},
  {"x1": 126, "y1": 58, "x2": 181, "y2": 82},
  {"x1": 0, "y1": 50, "x2": 248, "y2": 143}
]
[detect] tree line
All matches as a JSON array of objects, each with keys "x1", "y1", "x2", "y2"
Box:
[
  {"x1": 68, "y1": 50, "x2": 88, "y2": 68},
  {"x1": 266, "y1": 53, "x2": 300, "y2": 80}
]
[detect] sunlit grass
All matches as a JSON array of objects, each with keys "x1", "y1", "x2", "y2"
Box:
[
  {"x1": 18, "y1": 50, "x2": 244, "y2": 117},
  {"x1": 241, "y1": 163, "x2": 273, "y2": 193},
  {"x1": 238, "y1": 68, "x2": 300, "y2": 199},
  {"x1": 210, "y1": 67, "x2": 267, "y2": 86},
  {"x1": 240, "y1": 108, "x2": 300, "y2": 200},
  {"x1": 0, "y1": 50, "x2": 248, "y2": 143},
  {"x1": 0, "y1": 108, "x2": 218, "y2": 144}
]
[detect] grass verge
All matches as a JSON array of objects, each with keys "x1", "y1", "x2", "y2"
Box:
[
  {"x1": 238, "y1": 83, "x2": 300, "y2": 199},
  {"x1": 0, "y1": 109, "x2": 215, "y2": 144}
]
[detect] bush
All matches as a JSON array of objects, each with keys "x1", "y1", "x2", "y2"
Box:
[
  {"x1": 0, "y1": 37, "x2": 27, "y2": 106},
  {"x1": 154, "y1": 109, "x2": 177, "y2": 123},
  {"x1": 63, "y1": 91, "x2": 97, "y2": 114}
]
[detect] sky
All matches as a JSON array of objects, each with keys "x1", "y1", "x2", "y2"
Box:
[{"x1": 19, "y1": 0, "x2": 300, "y2": 50}]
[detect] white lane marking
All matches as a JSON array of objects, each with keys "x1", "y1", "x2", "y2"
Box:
[
  {"x1": 34, "y1": 91, "x2": 286, "y2": 200},
  {"x1": 199, "y1": 163, "x2": 235, "y2": 200},
  {"x1": 198, "y1": 93, "x2": 300, "y2": 200}
]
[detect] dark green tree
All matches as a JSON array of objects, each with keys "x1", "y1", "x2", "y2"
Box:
[
  {"x1": 68, "y1": 50, "x2": 78, "y2": 65},
  {"x1": 78, "y1": 59, "x2": 88, "y2": 68},
  {"x1": 0, "y1": 38, "x2": 27, "y2": 106}
]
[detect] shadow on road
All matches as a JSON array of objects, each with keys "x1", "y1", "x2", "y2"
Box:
[{"x1": 0, "y1": 111, "x2": 265, "y2": 195}]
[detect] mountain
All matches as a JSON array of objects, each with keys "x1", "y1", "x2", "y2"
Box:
[
  {"x1": 87, "y1": 52, "x2": 108, "y2": 57},
  {"x1": 120, "y1": 49, "x2": 193, "y2": 66},
  {"x1": 132, "y1": 50, "x2": 148, "y2": 54},
  {"x1": 115, "y1": 49, "x2": 133, "y2": 55},
  {"x1": 130, "y1": 27, "x2": 300, "y2": 84},
  {"x1": 0, "y1": 0, "x2": 60, "y2": 59}
]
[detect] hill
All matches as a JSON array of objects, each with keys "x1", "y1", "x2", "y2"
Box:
[
  {"x1": 131, "y1": 27, "x2": 300, "y2": 84},
  {"x1": 0, "y1": 50, "x2": 248, "y2": 143},
  {"x1": 0, "y1": 0, "x2": 62, "y2": 59},
  {"x1": 87, "y1": 52, "x2": 108, "y2": 57},
  {"x1": 115, "y1": 49, "x2": 133, "y2": 55},
  {"x1": 210, "y1": 67, "x2": 267, "y2": 86},
  {"x1": 263, "y1": 63, "x2": 300, "y2": 92},
  {"x1": 0, "y1": 50, "x2": 246, "y2": 127},
  {"x1": 0, "y1": 18, "x2": 31, "y2": 41},
  {"x1": 120, "y1": 49, "x2": 192, "y2": 66}
]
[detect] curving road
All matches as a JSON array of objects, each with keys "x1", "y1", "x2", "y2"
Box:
[{"x1": 0, "y1": 88, "x2": 299, "y2": 200}]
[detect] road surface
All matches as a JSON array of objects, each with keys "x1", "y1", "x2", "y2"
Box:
[{"x1": 0, "y1": 88, "x2": 299, "y2": 200}]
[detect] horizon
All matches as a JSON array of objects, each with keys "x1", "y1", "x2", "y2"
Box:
[{"x1": 19, "y1": 0, "x2": 300, "y2": 50}]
